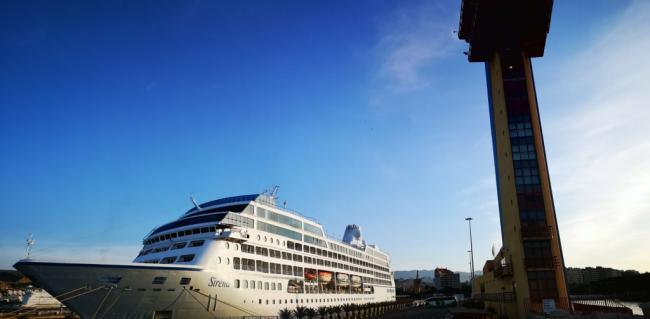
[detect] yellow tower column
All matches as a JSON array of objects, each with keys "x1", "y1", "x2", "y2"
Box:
[{"x1": 458, "y1": 0, "x2": 570, "y2": 317}]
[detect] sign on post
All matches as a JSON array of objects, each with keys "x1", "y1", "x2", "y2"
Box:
[{"x1": 542, "y1": 299, "x2": 556, "y2": 314}]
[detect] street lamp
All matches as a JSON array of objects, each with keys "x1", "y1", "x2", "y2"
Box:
[{"x1": 465, "y1": 217, "x2": 475, "y2": 282}]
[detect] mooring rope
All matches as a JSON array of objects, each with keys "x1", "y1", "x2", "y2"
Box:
[
  {"x1": 187, "y1": 287, "x2": 260, "y2": 317},
  {"x1": 97, "y1": 293, "x2": 121, "y2": 319},
  {"x1": 91, "y1": 286, "x2": 113, "y2": 319},
  {"x1": 183, "y1": 287, "x2": 220, "y2": 319}
]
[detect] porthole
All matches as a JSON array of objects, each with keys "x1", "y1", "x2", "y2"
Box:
[
  {"x1": 264, "y1": 236, "x2": 267, "y2": 242},
  {"x1": 217, "y1": 257, "x2": 222, "y2": 264},
  {"x1": 235, "y1": 244, "x2": 240, "y2": 251},
  {"x1": 226, "y1": 242, "x2": 230, "y2": 249},
  {"x1": 257, "y1": 235, "x2": 261, "y2": 241},
  {"x1": 226, "y1": 257, "x2": 230, "y2": 265},
  {"x1": 276, "y1": 239, "x2": 279, "y2": 245}
]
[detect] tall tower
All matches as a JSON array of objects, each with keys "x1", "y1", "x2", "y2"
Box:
[{"x1": 458, "y1": 0, "x2": 569, "y2": 317}]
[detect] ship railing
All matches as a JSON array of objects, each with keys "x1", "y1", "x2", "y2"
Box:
[
  {"x1": 254, "y1": 197, "x2": 321, "y2": 224},
  {"x1": 214, "y1": 225, "x2": 250, "y2": 242}
]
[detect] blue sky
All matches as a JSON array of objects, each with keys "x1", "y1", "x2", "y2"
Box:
[{"x1": 1, "y1": 0, "x2": 648, "y2": 273}]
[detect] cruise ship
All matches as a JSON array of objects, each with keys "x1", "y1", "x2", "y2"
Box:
[{"x1": 14, "y1": 193, "x2": 396, "y2": 318}]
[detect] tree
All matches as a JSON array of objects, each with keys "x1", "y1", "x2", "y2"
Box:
[
  {"x1": 329, "y1": 306, "x2": 341, "y2": 319},
  {"x1": 294, "y1": 306, "x2": 308, "y2": 319},
  {"x1": 305, "y1": 307, "x2": 316, "y2": 319},
  {"x1": 278, "y1": 308, "x2": 292, "y2": 319},
  {"x1": 317, "y1": 306, "x2": 329, "y2": 319}
]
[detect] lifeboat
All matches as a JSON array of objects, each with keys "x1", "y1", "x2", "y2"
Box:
[
  {"x1": 351, "y1": 275, "x2": 362, "y2": 288},
  {"x1": 336, "y1": 273, "x2": 349, "y2": 286},
  {"x1": 318, "y1": 271, "x2": 333, "y2": 282},
  {"x1": 304, "y1": 271, "x2": 317, "y2": 281}
]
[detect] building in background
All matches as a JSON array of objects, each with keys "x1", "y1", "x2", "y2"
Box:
[
  {"x1": 566, "y1": 268, "x2": 585, "y2": 286},
  {"x1": 458, "y1": 0, "x2": 571, "y2": 317},
  {"x1": 566, "y1": 266, "x2": 632, "y2": 286},
  {"x1": 412, "y1": 270, "x2": 423, "y2": 294},
  {"x1": 434, "y1": 268, "x2": 461, "y2": 290}
]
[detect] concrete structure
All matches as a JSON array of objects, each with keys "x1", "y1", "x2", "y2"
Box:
[
  {"x1": 434, "y1": 268, "x2": 461, "y2": 290},
  {"x1": 458, "y1": 0, "x2": 570, "y2": 317}
]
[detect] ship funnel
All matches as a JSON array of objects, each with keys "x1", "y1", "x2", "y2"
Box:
[{"x1": 342, "y1": 224, "x2": 365, "y2": 248}]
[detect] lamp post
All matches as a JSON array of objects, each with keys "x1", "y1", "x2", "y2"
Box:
[{"x1": 465, "y1": 217, "x2": 475, "y2": 282}]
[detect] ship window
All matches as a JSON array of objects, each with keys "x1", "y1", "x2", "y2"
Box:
[
  {"x1": 189, "y1": 240, "x2": 205, "y2": 247},
  {"x1": 278, "y1": 283, "x2": 282, "y2": 290},
  {"x1": 259, "y1": 299, "x2": 262, "y2": 304},
  {"x1": 234, "y1": 257, "x2": 240, "y2": 270},
  {"x1": 251, "y1": 281, "x2": 255, "y2": 289},
  {"x1": 243, "y1": 280, "x2": 248, "y2": 288},
  {"x1": 152, "y1": 277, "x2": 167, "y2": 285},
  {"x1": 160, "y1": 256, "x2": 177, "y2": 264},
  {"x1": 180, "y1": 277, "x2": 191, "y2": 285},
  {"x1": 257, "y1": 281, "x2": 262, "y2": 290},
  {"x1": 235, "y1": 279, "x2": 240, "y2": 288},
  {"x1": 265, "y1": 282, "x2": 269, "y2": 290},
  {"x1": 271, "y1": 282, "x2": 276, "y2": 290},
  {"x1": 295, "y1": 243, "x2": 302, "y2": 251},
  {"x1": 201, "y1": 227, "x2": 209, "y2": 233},
  {"x1": 99, "y1": 276, "x2": 122, "y2": 284},
  {"x1": 192, "y1": 228, "x2": 200, "y2": 234},
  {"x1": 178, "y1": 254, "x2": 195, "y2": 262},
  {"x1": 287, "y1": 241, "x2": 294, "y2": 249}
]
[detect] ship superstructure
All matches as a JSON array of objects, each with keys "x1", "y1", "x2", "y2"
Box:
[{"x1": 14, "y1": 193, "x2": 395, "y2": 318}]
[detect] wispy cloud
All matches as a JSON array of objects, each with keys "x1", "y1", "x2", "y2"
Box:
[
  {"x1": 543, "y1": 1, "x2": 650, "y2": 271},
  {"x1": 374, "y1": 1, "x2": 459, "y2": 92}
]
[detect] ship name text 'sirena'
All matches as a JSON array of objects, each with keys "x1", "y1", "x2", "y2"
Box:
[{"x1": 14, "y1": 194, "x2": 396, "y2": 318}]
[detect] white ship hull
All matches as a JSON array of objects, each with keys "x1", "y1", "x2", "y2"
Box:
[
  {"x1": 15, "y1": 260, "x2": 394, "y2": 318},
  {"x1": 14, "y1": 194, "x2": 396, "y2": 318}
]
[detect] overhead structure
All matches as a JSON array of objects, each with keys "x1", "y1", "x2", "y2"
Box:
[{"x1": 458, "y1": 0, "x2": 570, "y2": 317}]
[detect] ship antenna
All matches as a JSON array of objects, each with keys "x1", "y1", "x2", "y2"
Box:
[
  {"x1": 190, "y1": 195, "x2": 202, "y2": 211},
  {"x1": 25, "y1": 233, "x2": 35, "y2": 258},
  {"x1": 270, "y1": 185, "x2": 280, "y2": 199}
]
